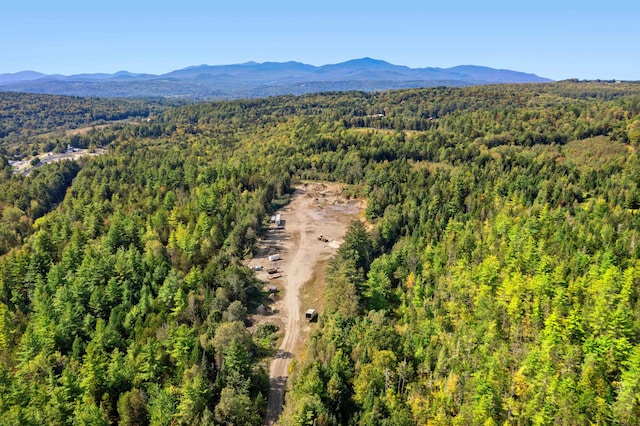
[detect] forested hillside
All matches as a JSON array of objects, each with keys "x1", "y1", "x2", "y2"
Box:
[
  {"x1": 1, "y1": 81, "x2": 640, "y2": 425},
  {"x1": 0, "y1": 92, "x2": 176, "y2": 158}
]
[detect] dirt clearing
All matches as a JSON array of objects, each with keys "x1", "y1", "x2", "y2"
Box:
[
  {"x1": 248, "y1": 182, "x2": 364, "y2": 425},
  {"x1": 10, "y1": 148, "x2": 106, "y2": 176}
]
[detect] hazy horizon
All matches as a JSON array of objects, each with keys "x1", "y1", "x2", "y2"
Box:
[
  {"x1": 1, "y1": 0, "x2": 638, "y2": 80},
  {"x1": 1, "y1": 58, "x2": 554, "y2": 79}
]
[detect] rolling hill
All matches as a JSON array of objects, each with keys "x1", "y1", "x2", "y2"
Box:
[{"x1": 0, "y1": 58, "x2": 552, "y2": 99}]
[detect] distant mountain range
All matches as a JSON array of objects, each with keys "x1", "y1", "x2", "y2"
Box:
[{"x1": 0, "y1": 58, "x2": 552, "y2": 99}]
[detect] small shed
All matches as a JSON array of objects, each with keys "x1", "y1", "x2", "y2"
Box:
[{"x1": 305, "y1": 309, "x2": 318, "y2": 322}]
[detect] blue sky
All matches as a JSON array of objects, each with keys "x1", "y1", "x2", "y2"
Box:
[{"x1": 1, "y1": 0, "x2": 638, "y2": 80}]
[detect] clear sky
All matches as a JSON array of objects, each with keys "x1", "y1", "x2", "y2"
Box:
[{"x1": 1, "y1": 0, "x2": 638, "y2": 80}]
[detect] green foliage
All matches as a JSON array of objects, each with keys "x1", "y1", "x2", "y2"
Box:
[
  {"x1": 1, "y1": 81, "x2": 640, "y2": 424},
  {"x1": 0, "y1": 92, "x2": 172, "y2": 155},
  {"x1": 274, "y1": 83, "x2": 640, "y2": 425},
  {"x1": 117, "y1": 388, "x2": 149, "y2": 426},
  {"x1": 214, "y1": 386, "x2": 262, "y2": 425}
]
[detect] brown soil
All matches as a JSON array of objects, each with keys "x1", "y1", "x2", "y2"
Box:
[{"x1": 247, "y1": 182, "x2": 364, "y2": 425}]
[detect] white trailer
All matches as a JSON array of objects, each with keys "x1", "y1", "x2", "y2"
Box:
[
  {"x1": 268, "y1": 254, "x2": 280, "y2": 262},
  {"x1": 305, "y1": 309, "x2": 318, "y2": 322}
]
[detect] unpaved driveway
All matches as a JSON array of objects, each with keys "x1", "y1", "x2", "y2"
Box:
[{"x1": 256, "y1": 183, "x2": 363, "y2": 425}]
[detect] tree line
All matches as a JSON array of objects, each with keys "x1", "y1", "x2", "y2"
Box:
[{"x1": 0, "y1": 81, "x2": 639, "y2": 424}]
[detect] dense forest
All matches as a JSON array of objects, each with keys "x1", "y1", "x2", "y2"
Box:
[
  {"x1": 1, "y1": 81, "x2": 640, "y2": 425},
  {"x1": 0, "y1": 92, "x2": 177, "y2": 158}
]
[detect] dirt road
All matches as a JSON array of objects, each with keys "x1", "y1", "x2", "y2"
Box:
[{"x1": 258, "y1": 183, "x2": 363, "y2": 425}]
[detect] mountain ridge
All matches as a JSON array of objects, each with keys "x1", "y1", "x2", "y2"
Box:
[{"x1": 0, "y1": 58, "x2": 553, "y2": 99}]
